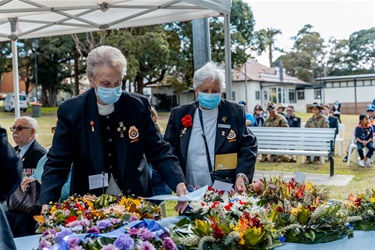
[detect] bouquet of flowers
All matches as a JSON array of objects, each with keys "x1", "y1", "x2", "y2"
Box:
[
  {"x1": 269, "y1": 199, "x2": 354, "y2": 244},
  {"x1": 35, "y1": 194, "x2": 162, "y2": 234},
  {"x1": 171, "y1": 211, "x2": 283, "y2": 249},
  {"x1": 248, "y1": 176, "x2": 330, "y2": 207},
  {"x1": 342, "y1": 188, "x2": 375, "y2": 230},
  {"x1": 38, "y1": 219, "x2": 177, "y2": 250}
]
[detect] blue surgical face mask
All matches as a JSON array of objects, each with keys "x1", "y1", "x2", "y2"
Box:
[
  {"x1": 95, "y1": 85, "x2": 122, "y2": 105},
  {"x1": 198, "y1": 92, "x2": 221, "y2": 109}
]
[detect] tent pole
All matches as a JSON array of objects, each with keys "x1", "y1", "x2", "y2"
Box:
[
  {"x1": 224, "y1": 13, "x2": 232, "y2": 100},
  {"x1": 10, "y1": 18, "x2": 20, "y2": 118}
]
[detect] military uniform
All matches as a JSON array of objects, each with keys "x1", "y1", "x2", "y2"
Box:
[
  {"x1": 305, "y1": 114, "x2": 329, "y2": 128},
  {"x1": 262, "y1": 114, "x2": 290, "y2": 162},
  {"x1": 305, "y1": 114, "x2": 329, "y2": 163}
]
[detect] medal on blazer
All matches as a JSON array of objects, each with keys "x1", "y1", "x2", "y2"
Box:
[
  {"x1": 90, "y1": 121, "x2": 95, "y2": 132},
  {"x1": 221, "y1": 116, "x2": 227, "y2": 123},
  {"x1": 227, "y1": 129, "x2": 236, "y2": 142},
  {"x1": 128, "y1": 125, "x2": 139, "y2": 142},
  {"x1": 117, "y1": 122, "x2": 126, "y2": 138}
]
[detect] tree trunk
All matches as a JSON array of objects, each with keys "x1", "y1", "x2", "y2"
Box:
[
  {"x1": 73, "y1": 48, "x2": 80, "y2": 96},
  {"x1": 268, "y1": 43, "x2": 273, "y2": 67}
]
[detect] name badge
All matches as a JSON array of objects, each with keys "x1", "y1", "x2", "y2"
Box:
[
  {"x1": 88, "y1": 173, "x2": 109, "y2": 190},
  {"x1": 218, "y1": 124, "x2": 230, "y2": 129}
]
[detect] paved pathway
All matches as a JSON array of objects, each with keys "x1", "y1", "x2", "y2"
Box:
[{"x1": 254, "y1": 170, "x2": 354, "y2": 186}]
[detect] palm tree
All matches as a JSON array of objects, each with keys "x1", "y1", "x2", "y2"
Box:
[{"x1": 257, "y1": 27, "x2": 282, "y2": 67}]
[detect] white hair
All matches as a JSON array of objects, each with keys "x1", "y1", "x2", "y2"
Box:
[
  {"x1": 86, "y1": 45, "x2": 127, "y2": 80},
  {"x1": 193, "y1": 61, "x2": 226, "y2": 91},
  {"x1": 15, "y1": 116, "x2": 38, "y2": 137}
]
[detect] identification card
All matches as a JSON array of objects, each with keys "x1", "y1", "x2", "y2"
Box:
[
  {"x1": 215, "y1": 153, "x2": 237, "y2": 171},
  {"x1": 88, "y1": 173, "x2": 109, "y2": 190}
]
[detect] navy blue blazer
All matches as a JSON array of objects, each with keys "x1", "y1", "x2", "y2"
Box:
[
  {"x1": 15, "y1": 140, "x2": 46, "y2": 170},
  {"x1": 40, "y1": 89, "x2": 185, "y2": 204},
  {"x1": 164, "y1": 100, "x2": 258, "y2": 183},
  {"x1": 328, "y1": 115, "x2": 339, "y2": 135},
  {"x1": 0, "y1": 127, "x2": 22, "y2": 249}
]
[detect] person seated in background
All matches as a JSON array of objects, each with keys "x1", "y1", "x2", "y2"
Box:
[
  {"x1": 11, "y1": 117, "x2": 47, "y2": 177},
  {"x1": 277, "y1": 105, "x2": 286, "y2": 118},
  {"x1": 285, "y1": 105, "x2": 301, "y2": 127},
  {"x1": 304, "y1": 102, "x2": 329, "y2": 164},
  {"x1": 164, "y1": 61, "x2": 258, "y2": 193},
  {"x1": 343, "y1": 104, "x2": 375, "y2": 162},
  {"x1": 0, "y1": 126, "x2": 22, "y2": 249},
  {"x1": 332, "y1": 100, "x2": 342, "y2": 123},
  {"x1": 253, "y1": 104, "x2": 265, "y2": 127},
  {"x1": 6, "y1": 117, "x2": 46, "y2": 237},
  {"x1": 355, "y1": 114, "x2": 374, "y2": 168},
  {"x1": 321, "y1": 104, "x2": 339, "y2": 136},
  {"x1": 239, "y1": 101, "x2": 255, "y2": 127},
  {"x1": 261, "y1": 102, "x2": 289, "y2": 162}
]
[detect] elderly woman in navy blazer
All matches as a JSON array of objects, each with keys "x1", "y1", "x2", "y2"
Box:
[
  {"x1": 40, "y1": 46, "x2": 188, "y2": 213},
  {"x1": 164, "y1": 62, "x2": 258, "y2": 193}
]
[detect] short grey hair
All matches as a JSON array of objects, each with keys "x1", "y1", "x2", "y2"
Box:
[
  {"x1": 86, "y1": 45, "x2": 127, "y2": 80},
  {"x1": 193, "y1": 61, "x2": 226, "y2": 91},
  {"x1": 15, "y1": 116, "x2": 38, "y2": 136}
]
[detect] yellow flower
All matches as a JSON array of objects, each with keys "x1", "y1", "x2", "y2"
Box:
[
  {"x1": 369, "y1": 197, "x2": 375, "y2": 203},
  {"x1": 245, "y1": 226, "x2": 264, "y2": 246},
  {"x1": 291, "y1": 207, "x2": 299, "y2": 216},
  {"x1": 50, "y1": 205, "x2": 57, "y2": 214},
  {"x1": 305, "y1": 181, "x2": 314, "y2": 191}
]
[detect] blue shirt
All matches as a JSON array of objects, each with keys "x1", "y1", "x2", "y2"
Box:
[
  {"x1": 246, "y1": 113, "x2": 255, "y2": 127},
  {"x1": 18, "y1": 139, "x2": 34, "y2": 158}
]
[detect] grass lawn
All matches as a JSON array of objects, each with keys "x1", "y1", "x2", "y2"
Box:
[{"x1": 1, "y1": 107, "x2": 374, "y2": 217}]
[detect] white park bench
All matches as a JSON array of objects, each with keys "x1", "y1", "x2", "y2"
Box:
[{"x1": 249, "y1": 127, "x2": 337, "y2": 176}]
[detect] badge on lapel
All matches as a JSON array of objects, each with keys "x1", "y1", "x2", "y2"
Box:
[
  {"x1": 227, "y1": 129, "x2": 236, "y2": 142},
  {"x1": 128, "y1": 125, "x2": 139, "y2": 143}
]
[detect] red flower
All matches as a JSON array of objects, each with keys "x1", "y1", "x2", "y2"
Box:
[
  {"x1": 65, "y1": 215, "x2": 77, "y2": 225},
  {"x1": 181, "y1": 115, "x2": 193, "y2": 128}
]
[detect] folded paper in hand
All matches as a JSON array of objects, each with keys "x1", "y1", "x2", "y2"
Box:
[{"x1": 146, "y1": 185, "x2": 208, "y2": 201}]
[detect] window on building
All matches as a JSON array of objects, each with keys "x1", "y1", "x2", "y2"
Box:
[
  {"x1": 255, "y1": 91, "x2": 260, "y2": 100},
  {"x1": 314, "y1": 88, "x2": 321, "y2": 99},
  {"x1": 297, "y1": 90, "x2": 305, "y2": 100},
  {"x1": 288, "y1": 89, "x2": 296, "y2": 103},
  {"x1": 222, "y1": 91, "x2": 235, "y2": 100}
]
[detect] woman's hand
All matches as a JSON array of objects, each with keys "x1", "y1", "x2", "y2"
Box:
[
  {"x1": 235, "y1": 176, "x2": 247, "y2": 193},
  {"x1": 20, "y1": 177, "x2": 36, "y2": 192},
  {"x1": 174, "y1": 182, "x2": 189, "y2": 213}
]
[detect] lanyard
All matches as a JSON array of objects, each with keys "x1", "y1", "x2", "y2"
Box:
[{"x1": 198, "y1": 108, "x2": 214, "y2": 182}]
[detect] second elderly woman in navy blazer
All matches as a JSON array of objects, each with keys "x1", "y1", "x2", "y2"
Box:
[{"x1": 164, "y1": 62, "x2": 258, "y2": 193}]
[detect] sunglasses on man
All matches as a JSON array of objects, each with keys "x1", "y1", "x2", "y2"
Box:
[{"x1": 10, "y1": 126, "x2": 31, "y2": 132}]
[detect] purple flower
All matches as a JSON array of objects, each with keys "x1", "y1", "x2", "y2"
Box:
[
  {"x1": 114, "y1": 234, "x2": 134, "y2": 250},
  {"x1": 138, "y1": 241, "x2": 156, "y2": 250},
  {"x1": 110, "y1": 218, "x2": 122, "y2": 225},
  {"x1": 87, "y1": 226, "x2": 100, "y2": 234},
  {"x1": 38, "y1": 239, "x2": 52, "y2": 250},
  {"x1": 102, "y1": 244, "x2": 120, "y2": 250},
  {"x1": 67, "y1": 237, "x2": 79, "y2": 248},
  {"x1": 97, "y1": 219, "x2": 113, "y2": 229},
  {"x1": 42, "y1": 228, "x2": 57, "y2": 236},
  {"x1": 129, "y1": 214, "x2": 138, "y2": 222},
  {"x1": 162, "y1": 237, "x2": 176, "y2": 250},
  {"x1": 128, "y1": 227, "x2": 139, "y2": 236},
  {"x1": 55, "y1": 228, "x2": 72, "y2": 242},
  {"x1": 138, "y1": 228, "x2": 154, "y2": 241}
]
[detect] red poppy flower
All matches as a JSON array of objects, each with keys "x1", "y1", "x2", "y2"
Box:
[
  {"x1": 65, "y1": 215, "x2": 77, "y2": 225},
  {"x1": 181, "y1": 115, "x2": 193, "y2": 128}
]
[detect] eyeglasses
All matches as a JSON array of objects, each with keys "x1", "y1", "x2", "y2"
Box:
[
  {"x1": 10, "y1": 126, "x2": 31, "y2": 132},
  {"x1": 255, "y1": 109, "x2": 261, "y2": 111},
  {"x1": 51, "y1": 126, "x2": 56, "y2": 134}
]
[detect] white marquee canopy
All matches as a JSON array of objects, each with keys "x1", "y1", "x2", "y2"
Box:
[{"x1": 0, "y1": 0, "x2": 232, "y2": 117}]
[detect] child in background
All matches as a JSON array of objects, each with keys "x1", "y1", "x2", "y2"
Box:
[{"x1": 355, "y1": 114, "x2": 375, "y2": 167}]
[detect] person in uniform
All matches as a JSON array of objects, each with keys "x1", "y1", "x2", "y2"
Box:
[
  {"x1": 40, "y1": 45, "x2": 188, "y2": 213},
  {"x1": 261, "y1": 102, "x2": 289, "y2": 162},
  {"x1": 164, "y1": 61, "x2": 257, "y2": 193},
  {"x1": 285, "y1": 105, "x2": 301, "y2": 128},
  {"x1": 304, "y1": 102, "x2": 329, "y2": 163},
  {"x1": 0, "y1": 126, "x2": 22, "y2": 250}
]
